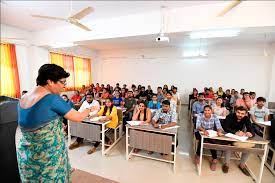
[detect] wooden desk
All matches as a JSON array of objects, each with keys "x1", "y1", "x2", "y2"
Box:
[
  {"x1": 198, "y1": 134, "x2": 269, "y2": 183},
  {"x1": 126, "y1": 124, "x2": 178, "y2": 172},
  {"x1": 68, "y1": 118, "x2": 116, "y2": 156}
]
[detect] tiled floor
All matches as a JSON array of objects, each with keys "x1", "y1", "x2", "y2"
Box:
[
  {"x1": 16, "y1": 105, "x2": 275, "y2": 183},
  {"x1": 67, "y1": 106, "x2": 275, "y2": 183}
]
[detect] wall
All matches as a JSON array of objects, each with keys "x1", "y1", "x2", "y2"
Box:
[{"x1": 94, "y1": 44, "x2": 273, "y2": 103}]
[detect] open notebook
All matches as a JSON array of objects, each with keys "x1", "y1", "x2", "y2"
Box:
[
  {"x1": 256, "y1": 121, "x2": 271, "y2": 126},
  {"x1": 225, "y1": 133, "x2": 248, "y2": 142},
  {"x1": 127, "y1": 121, "x2": 145, "y2": 126}
]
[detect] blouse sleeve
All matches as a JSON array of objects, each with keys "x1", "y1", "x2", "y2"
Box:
[{"x1": 51, "y1": 95, "x2": 73, "y2": 116}]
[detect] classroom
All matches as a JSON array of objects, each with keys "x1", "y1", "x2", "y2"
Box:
[{"x1": 1, "y1": 1, "x2": 275, "y2": 183}]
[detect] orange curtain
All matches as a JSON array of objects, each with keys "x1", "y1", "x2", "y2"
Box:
[
  {"x1": 0, "y1": 43, "x2": 21, "y2": 98},
  {"x1": 50, "y1": 52, "x2": 92, "y2": 91}
]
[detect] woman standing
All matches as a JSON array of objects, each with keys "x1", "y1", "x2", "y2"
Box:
[{"x1": 17, "y1": 64, "x2": 92, "y2": 182}]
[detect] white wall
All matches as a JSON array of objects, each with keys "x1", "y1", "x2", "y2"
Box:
[{"x1": 94, "y1": 44, "x2": 274, "y2": 103}]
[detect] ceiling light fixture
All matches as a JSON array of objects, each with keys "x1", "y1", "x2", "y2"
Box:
[{"x1": 190, "y1": 29, "x2": 240, "y2": 39}]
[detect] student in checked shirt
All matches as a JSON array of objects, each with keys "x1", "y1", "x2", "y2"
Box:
[{"x1": 195, "y1": 105, "x2": 224, "y2": 171}]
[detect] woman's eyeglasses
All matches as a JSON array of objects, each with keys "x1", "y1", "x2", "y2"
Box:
[{"x1": 58, "y1": 80, "x2": 67, "y2": 85}]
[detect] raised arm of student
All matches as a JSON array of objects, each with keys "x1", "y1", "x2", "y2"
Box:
[{"x1": 132, "y1": 108, "x2": 140, "y2": 121}]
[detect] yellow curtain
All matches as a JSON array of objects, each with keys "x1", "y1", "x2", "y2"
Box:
[
  {"x1": 0, "y1": 43, "x2": 21, "y2": 98},
  {"x1": 50, "y1": 53, "x2": 64, "y2": 67}
]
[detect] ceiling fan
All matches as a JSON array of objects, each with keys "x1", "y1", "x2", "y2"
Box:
[
  {"x1": 217, "y1": 0, "x2": 242, "y2": 17},
  {"x1": 31, "y1": 5, "x2": 94, "y2": 31}
]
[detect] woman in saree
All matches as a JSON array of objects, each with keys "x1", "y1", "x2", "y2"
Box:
[{"x1": 17, "y1": 64, "x2": 92, "y2": 182}]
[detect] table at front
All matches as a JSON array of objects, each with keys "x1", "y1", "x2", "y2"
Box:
[
  {"x1": 198, "y1": 134, "x2": 269, "y2": 183},
  {"x1": 126, "y1": 124, "x2": 178, "y2": 172},
  {"x1": 68, "y1": 118, "x2": 113, "y2": 156}
]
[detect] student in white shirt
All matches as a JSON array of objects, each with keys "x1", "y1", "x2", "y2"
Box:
[
  {"x1": 165, "y1": 91, "x2": 177, "y2": 113},
  {"x1": 172, "y1": 87, "x2": 180, "y2": 105},
  {"x1": 69, "y1": 93, "x2": 100, "y2": 153},
  {"x1": 250, "y1": 97, "x2": 269, "y2": 123}
]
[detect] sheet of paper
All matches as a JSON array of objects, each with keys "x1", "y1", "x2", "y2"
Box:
[
  {"x1": 217, "y1": 116, "x2": 226, "y2": 120},
  {"x1": 90, "y1": 116, "x2": 104, "y2": 122},
  {"x1": 162, "y1": 125, "x2": 180, "y2": 130},
  {"x1": 127, "y1": 121, "x2": 143, "y2": 126},
  {"x1": 206, "y1": 130, "x2": 218, "y2": 138},
  {"x1": 256, "y1": 121, "x2": 271, "y2": 126},
  {"x1": 225, "y1": 133, "x2": 248, "y2": 142}
]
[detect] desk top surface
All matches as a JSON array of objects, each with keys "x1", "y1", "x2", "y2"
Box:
[
  {"x1": 126, "y1": 124, "x2": 178, "y2": 134},
  {"x1": 201, "y1": 134, "x2": 269, "y2": 145},
  {"x1": 81, "y1": 118, "x2": 110, "y2": 125}
]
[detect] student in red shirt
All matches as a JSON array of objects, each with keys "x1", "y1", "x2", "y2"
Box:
[{"x1": 71, "y1": 90, "x2": 82, "y2": 104}]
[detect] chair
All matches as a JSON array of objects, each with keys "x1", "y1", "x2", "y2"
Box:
[{"x1": 265, "y1": 119, "x2": 275, "y2": 175}]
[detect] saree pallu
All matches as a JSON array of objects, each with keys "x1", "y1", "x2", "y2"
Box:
[{"x1": 17, "y1": 117, "x2": 71, "y2": 183}]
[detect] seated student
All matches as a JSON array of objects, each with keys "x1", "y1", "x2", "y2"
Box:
[
  {"x1": 239, "y1": 88, "x2": 245, "y2": 98},
  {"x1": 230, "y1": 91, "x2": 239, "y2": 109},
  {"x1": 172, "y1": 87, "x2": 180, "y2": 105},
  {"x1": 71, "y1": 90, "x2": 82, "y2": 104},
  {"x1": 113, "y1": 90, "x2": 123, "y2": 107},
  {"x1": 209, "y1": 87, "x2": 214, "y2": 96},
  {"x1": 124, "y1": 91, "x2": 137, "y2": 121},
  {"x1": 250, "y1": 92, "x2": 257, "y2": 105},
  {"x1": 236, "y1": 92, "x2": 254, "y2": 110},
  {"x1": 195, "y1": 105, "x2": 223, "y2": 171},
  {"x1": 221, "y1": 106, "x2": 255, "y2": 175},
  {"x1": 132, "y1": 100, "x2": 152, "y2": 125},
  {"x1": 86, "y1": 98, "x2": 118, "y2": 154},
  {"x1": 165, "y1": 91, "x2": 177, "y2": 113},
  {"x1": 139, "y1": 86, "x2": 147, "y2": 101},
  {"x1": 69, "y1": 93, "x2": 100, "y2": 153},
  {"x1": 145, "y1": 85, "x2": 154, "y2": 101},
  {"x1": 80, "y1": 85, "x2": 86, "y2": 94},
  {"x1": 204, "y1": 88, "x2": 214, "y2": 101},
  {"x1": 152, "y1": 100, "x2": 177, "y2": 129},
  {"x1": 61, "y1": 94, "x2": 74, "y2": 135},
  {"x1": 121, "y1": 88, "x2": 128, "y2": 99},
  {"x1": 212, "y1": 97, "x2": 227, "y2": 117},
  {"x1": 101, "y1": 88, "x2": 111, "y2": 99},
  {"x1": 223, "y1": 89, "x2": 232, "y2": 110},
  {"x1": 114, "y1": 83, "x2": 121, "y2": 91},
  {"x1": 188, "y1": 88, "x2": 198, "y2": 110},
  {"x1": 250, "y1": 97, "x2": 269, "y2": 123},
  {"x1": 157, "y1": 87, "x2": 164, "y2": 103},
  {"x1": 148, "y1": 94, "x2": 161, "y2": 110},
  {"x1": 192, "y1": 93, "x2": 206, "y2": 118},
  {"x1": 133, "y1": 89, "x2": 140, "y2": 100},
  {"x1": 95, "y1": 83, "x2": 101, "y2": 93},
  {"x1": 217, "y1": 87, "x2": 225, "y2": 98}
]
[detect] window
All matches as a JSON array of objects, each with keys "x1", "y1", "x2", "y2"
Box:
[
  {"x1": 0, "y1": 43, "x2": 20, "y2": 98},
  {"x1": 50, "y1": 52, "x2": 92, "y2": 90}
]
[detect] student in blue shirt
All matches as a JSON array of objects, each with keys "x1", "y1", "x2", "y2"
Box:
[
  {"x1": 113, "y1": 90, "x2": 123, "y2": 107},
  {"x1": 147, "y1": 94, "x2": 161, "y2": 110},
  {"x1": 192, "y1": 93, "x2": 206, "y2": 125}
]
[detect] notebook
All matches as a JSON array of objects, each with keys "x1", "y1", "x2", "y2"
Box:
[
  {"x1": 127, "y1": 121, "x2": 143, "y2": 126},
  {"x1": 225, "y1": 133, "x2": 248, "y2": 142},
  {"x1": 256, "y1": 121, "x2": 271, "y2": 126}
]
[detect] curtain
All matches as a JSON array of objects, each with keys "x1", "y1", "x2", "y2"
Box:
[
  {"x1": 0, "y1": 43, "x2": 21, "y2": 98},
  {"x1": 63, "y1": 55, "x2": 75, "y2": 91},
  {"x1": 73, "y1": 57, "x2": 92, "y2": 90},
  {"x1": 50, "y1": 52, "x2": 91, "y2": 91}
]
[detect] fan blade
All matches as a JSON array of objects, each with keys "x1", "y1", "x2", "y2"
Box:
[
  {"x1": 70, "y1": 21, "x2": 91, "y2": 31},
  {"x1": 217, "y1": 0, "x2": 242, "y2": 17},
  {"x1": 70, "y1": 7, "x2": 94, "y2": 20},
  {"x1": 31, "y1": 15, "x2": 67, "y2": 21}
]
